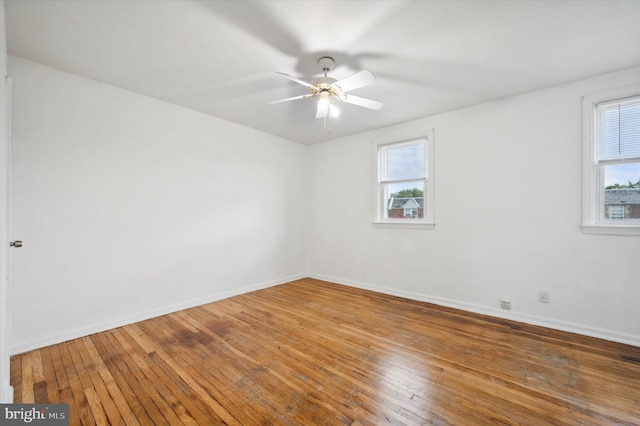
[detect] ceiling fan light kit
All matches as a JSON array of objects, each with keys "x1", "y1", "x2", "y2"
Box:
[{"x1": 271, "y1": 56, "x2": 383, "y2": 130}]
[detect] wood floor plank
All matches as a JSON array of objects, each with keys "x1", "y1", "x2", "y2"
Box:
[
  {"x1": 146, "y1": 349, "x2": 226, "y2": 425},
  {"x1": 73, "y1": 338, "x2": 124, "y2": 425},
  {"x1": 84, "y1": 387, "x2": 108, "y2": 426},
  {"x1": 58, "y1": 341, "x2": 95, "y2": 426},
  {"x1": 184, "y1": 307, "x2": 360, "y2": 420},
  {"x1": 90, "y1": 331, "x2": 154, "y2": 425},
  {"x1": 114, "y1": 328, "x2": 187, "y2": 426},
  {"x1": 20, "y1": 349, "x2": 34, "y2": 403},
  {"x1": 182, "y1": 331, "x2": 295, "y2": 423},
  {"x1": 10, "y1": 278, "x2": 640, "y2": 425},
  {"x1": 147, "y1": 321, "x2": 266, "y2": 424},
  {"x1": 40, "y1": 347, "x2": 62, "y2": 403},
  {"x1": 83, "y1": 337, "x2": 140, "y2": 426},
  {"x1": 158, "y1": 310, "x2": 343, "y2": 424},
  {"x1": 30, "y1": 350, "x2": 45, "y2": 383},
  {"x1": 101, "y1": 330, "x2": 167, "y2": 425},
  {"x1": 126, "y1": 322, "x2": 241, "y2": 425}
]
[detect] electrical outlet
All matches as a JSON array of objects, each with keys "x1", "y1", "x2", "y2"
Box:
[
  {"x1": 500, "y1": 298, "x2": 511, "y2": 310},
  {"x1": 539, "y1": 291, "x2": 550, "y2": 304}
]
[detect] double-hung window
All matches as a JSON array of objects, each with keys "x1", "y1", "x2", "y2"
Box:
[
  {"x1": 374, "y1": 133, "x2": 434, "y2": 229},
  {"x1": 582, "y1": 86, "x2": 640, "y2": 235}
]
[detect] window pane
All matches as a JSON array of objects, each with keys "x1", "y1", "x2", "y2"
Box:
[
  {"x1": 604, "y1": 163, "x2": 640, "y2": 188},
  {"x1": 384, "y1": 182, "x2": 425, "y2": 219},
  {"x1": 601, "y1": 97, "x2": 640, "y2": 160},
  {"x1": 386, "y1": 142, "x2": 425, "y2": 181},
  {"x1": 603, "y1": 163, "x2": 640, "y2": 220}
]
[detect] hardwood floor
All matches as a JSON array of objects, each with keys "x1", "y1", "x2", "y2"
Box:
[{"x1": 11, "y1": 278, "x2": 640, "y2": 425}]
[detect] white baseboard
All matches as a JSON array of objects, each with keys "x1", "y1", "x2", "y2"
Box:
[
  {"x1": 308, "y1": 273, "x2": 640, "y2": 348},
  {"x1": 10, "y1": 274, "x2": 305, "y2": 355}
]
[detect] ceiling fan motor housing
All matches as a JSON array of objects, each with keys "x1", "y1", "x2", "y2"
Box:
[
  {"x1": 310, "y1": 79, "x2": 340, "y2": 98},
  {"x1": 311, "y1": 76, "x2": 337, "y2": 87}
]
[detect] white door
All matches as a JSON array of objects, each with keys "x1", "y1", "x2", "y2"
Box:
[
  {"x1": 0, "y1": 73, "x2": 13, "y2": 403},
  {"x1": 0, "y1": 1, "x2": 13, "y2": 403}
]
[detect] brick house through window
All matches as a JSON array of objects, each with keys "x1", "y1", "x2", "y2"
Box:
[
  {"x1": 388, "y1": 197, "x2": 424, "y2": 219},
  {"x1": 604, "y1": 188, "x2": 640, "y2": 219}
]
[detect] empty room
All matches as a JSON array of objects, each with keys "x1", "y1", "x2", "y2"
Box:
[{"x1": 1, "y1": 0, "x2": 640, "y2": 424}]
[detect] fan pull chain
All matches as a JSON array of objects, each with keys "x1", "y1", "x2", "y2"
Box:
[{"x1": 323, "y1": 111, "x2": 333, "y2": 133}]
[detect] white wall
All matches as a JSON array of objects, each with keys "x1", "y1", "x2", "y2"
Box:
[
  {"x1": 308, "y1": 66, "x2": 640, "y2": 346},
  {"x1": 9, "y1": 57, "x2": 308, "y2": 353}
]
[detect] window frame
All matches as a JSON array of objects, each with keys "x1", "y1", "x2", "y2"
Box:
[
  {"x1": 582, "y1": 85, "x2": 640, "y2": 236},
  {"x1": 373, "y1": 132, "x2": 435, "y2": 230}
]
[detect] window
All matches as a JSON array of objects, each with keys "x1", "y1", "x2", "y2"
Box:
[
  {"x1": 404, "y1": 208, "x2": 419, "y2": 218},
  {"x1": 608, "y1": 205, "x2": 625, "y2": 220},
  {"x1": 374, "y1": 133, "x2": 434, "y2": 229},
  {"x1": 582, "y1": 85, "x2": 640, "y2": 235}
]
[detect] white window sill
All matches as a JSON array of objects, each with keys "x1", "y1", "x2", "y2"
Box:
[
  {"x1": 581, "y1": 224, "x2": 640, "y2": 236},
  {"x1": 373, "y1": 221, "x2": 435, "y2": 230}
]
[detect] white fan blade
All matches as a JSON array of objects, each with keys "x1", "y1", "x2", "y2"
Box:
[
  {"x1": 276, "y1": 72, "x2": 315, "y2": 88},
  {"x1": 334, "y1": 69, "x2": 377, "y2": 93},
  {"x1": 342, "y1": 94, "x2": 384, "y2": 110},
  {"x1": 316, "y1": 102, "x2": 329, "y2": 119},
  {"x1": 270, "y1": 94, "x2": 312, "y2": 104}
]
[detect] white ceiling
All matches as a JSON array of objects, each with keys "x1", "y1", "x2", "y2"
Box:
[{"x1": 5, "y1": 0, "x2": 640, "y2": 144}]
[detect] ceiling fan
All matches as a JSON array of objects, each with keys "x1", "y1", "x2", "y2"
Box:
[{"x1": 270, "y1": 56, "x2": 383, "y2": 120}]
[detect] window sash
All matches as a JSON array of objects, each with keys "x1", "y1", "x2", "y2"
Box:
[
  {"x1": 379, "y1": 180, "x2": 426, "y2": 220},
  {"x1": 597, "y1": 96, "x2": 640, "y2": 161},
  {"x1": 378, "y1": 139, "x2": 427, "y2": 183},
  {"x1": 594, "y1": 159, "x2": 640, "y2": 222}
]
